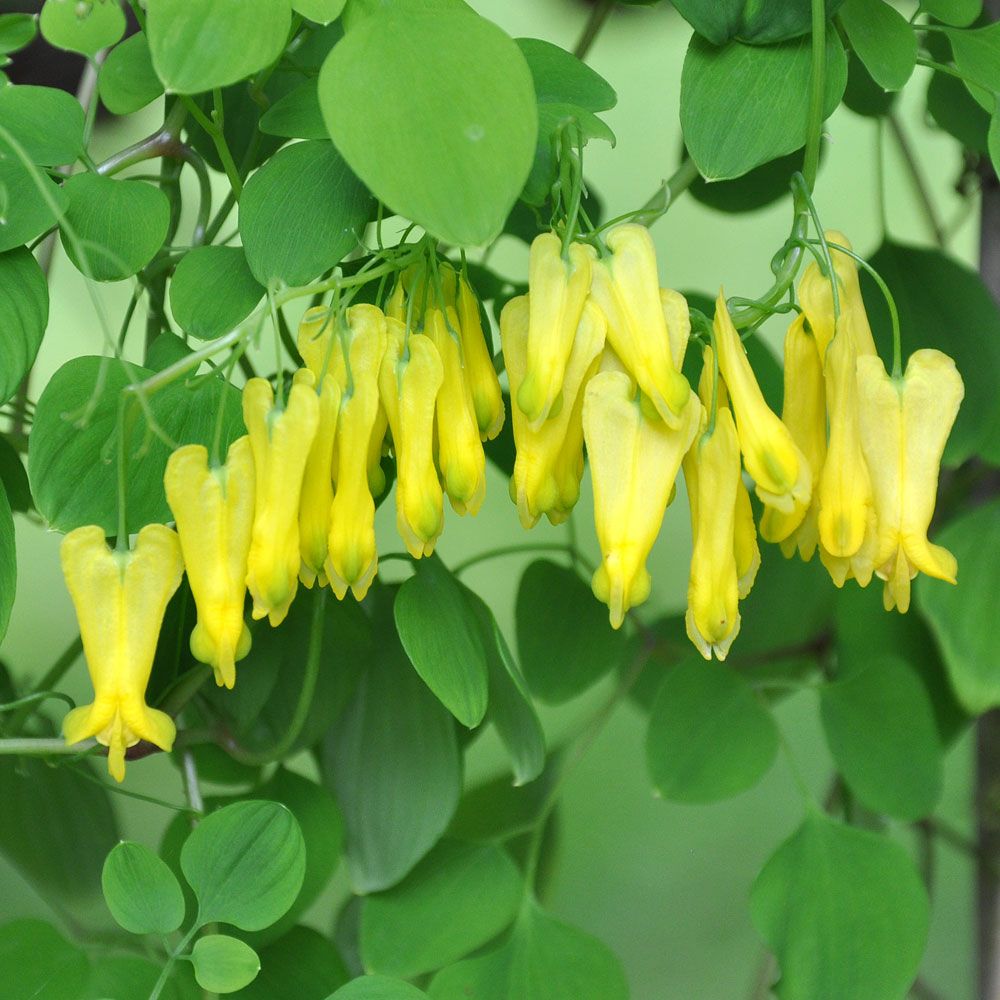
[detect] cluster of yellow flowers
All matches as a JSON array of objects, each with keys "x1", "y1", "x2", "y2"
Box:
[{"x1": 58, "y1": 224, "x2": 964, "y2": 781}]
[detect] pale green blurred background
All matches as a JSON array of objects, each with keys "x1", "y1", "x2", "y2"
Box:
[{"x1": 1, "y1": 1, "x2": 979, "y2": 997}]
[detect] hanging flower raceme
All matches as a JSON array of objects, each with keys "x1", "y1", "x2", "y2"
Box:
[
  {"x1": 518, "y1": 233, "x2": 595, "y2": 426},
  {"x1": 164, "y1": 438, "x2": 255, "y2": 689},
  {"x1": 588, "y1": 224, "x2": 691, "y2": 428},
  {"x1": 501, "y1": 294, "x2": 606, "y2": 528},
  {"x1": 583, "y1": 369, "x2": 701, "y2": 629},
  {"x1": 759, "y1": 314, "x2": 826, "y2": 560},
  {"x1": 713, "y1": 290, "x2": 812, "y2": 530},
  {"x1": 379, "y1": 315, "x2": 445, "y2": 558},
  {"x1": 325, "y1": 304, "x2": 388, "y2": 600},
  {"x1": 856, "y1": 349, "x2": 964, "y2": 612},
  {"x1": 61, "y1": 524, "x2": 184, "y2": 782},
  {"x1": 243, "y1": 369, "x2": 319, "y2": 626}
]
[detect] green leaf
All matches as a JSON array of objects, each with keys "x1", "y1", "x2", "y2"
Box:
[
  {"x1": 146, "y1": 0, "x2": 292, "y2": 95},
  {"x1": 646, "y1": 658, "x2": 779, "y2": 802},
  {"x1": 0, "y1": 920, "x2": 90, "y2": 1000},
  {"x1": 323, "y1": 588, "x2": 462, "y2": 893},
  {"x1": 861, "y1": 241, "x2": 1000, "y2": 465},
  {"x1": 180, "y1": 800, "x2": 306, "y2": 930},
  {"x1": 0, "y1": 757, "x2": 120, "y2": 914},
  {"x1": 319, "y1": 8, "x2": 537, "y2": 245},
  {"x1": 0, "y1": 481, "x2": 13, "y2": 648},
  {"x1": 428, "y1": 901, "x2": 628, "y2": 1000},
  {"x1": 170, "y1": 245, "x2": 264, "y2": 341},
  {"x1": 232, "y1": 926, "x2": 349, "y2": 1000},
  {"x1": 0, "y1": 84, "x2": 85, "y2": 165},
  {"x1": 0, "y1": 247, "x2": 48, "y2": 405},
  {"x1": 294, "y1": 0, "x2": 346, "y2": 23},
  {"x1": 920, "y1": 0, "x2": 981, "y2": 27},
  {"x1": 0, "y1": 435, "x2": 31, "y2": 512},
  {"x1": 394, "y1": 556, "x2": 490, "y2": 727},
  {"x1": 80, "y1": 955, "x2": 197, "y2": 1000},
  {"x1": 944, "y1": 23, "x2": 1000, "y2": 111},
  {"x1": 680, "y1": 31, "x2": 847, "y2": 180},
  {"x1": 465, "y1": 588, "x2": 545, "y2": 785},
  {"x1": 0, "y1": 13, "x2": 38, "y2": 55},
  {"x1": 820, "y1": 656, "x2": 942, "y2": 820},
  {"x1": 146, "y1": 331, "x2": 194, "y2": 371},
  {"x1": 102, "y1": 841, "x2": 186, "y2": 935},
  {"x1": 917, "y1": 499, "x2": 1000, "y2": 714},
  {"x1": 98, "y1": 33, "x2": 165, "y2": 115},
  {"x1": 361, "y1": 840, "x2": 523, "y2": 979},
  {"x1": 989, "y1": 108, "x2": 1000, "y2": 178},
  {"x1": 259, "y1": 80, "x2": 327, "y2": 139},
  {"x1": 843, "y1": 49, "x2": 896, "y2": 117},
  {"x1": 688, "y1": 148, "x2": 805, "y2": 214},
  {"x1": 515, "y1": 37, "x2": 616, "y2": 111},
  {"x1": 0, "y1": 145, "x2": 68, "y2": 253},
  {"x1": 40, "y1": 0, "x2": 125, "y2": 56},
  {"x1": 192, "y1": 936, "x2": 261, "y2": 993},
  {"x1": 29, "y1": 356, "x2": 244, "y2": 534},
  {"x1": 239, "y1": 139, "x2": 372, "y2": 286},
  {"x1": 839, "y1": 0, "x2": 915, "y2": 91},
  {"x1": 328, "y1": 977, "x2": 429, "y2": 1000},
  {"x1": 671, "y1": 0, "x2": 845, "y2": 46},
  {"x1": 60, "y1": 173, "x2": 170, "y2": 282},
  {"x1": 516, "y1": 559, "x2": 627, "y2": 704},
  {"x1": 750, "y1": 813, "x2": 929, "y2": 1000},
  {"x1": 927, "y1": 70, "x2": 990, "y2": 152}
]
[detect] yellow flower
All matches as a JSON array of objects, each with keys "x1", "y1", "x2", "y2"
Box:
[
  {"x1": 798, "y1": 231, "x2": 877, "y2": 360},
  {"x1": 684, "y1": 408, "x2": 743, "y2": 660},
  {"x1": 326, "y1": 304, "x2": 387, "y2": 600},
  {"x1": 583, "y1": 370, "x2": 701, "y2": 629},
  {"x1": 588, "y1": 224, "x2": 691, "y2": 427},
  {"x1": 61, "y1": 524, "x2": 183, "y2": 782},
  {"x1": 456, "y1": 271, "x2": 505, "y2": 441},
  {"x1": 501, "y1": 294, "x2": 606, "y2": 528},
  {"x1": 856, "y1": 349, "x2": 964, "y2": 612},
  {"x1": 713, "y1": 290, "x2": 811, "y2": 521},
  {"x1": 816, "y1": 323, "x2": 878, "y2": 587},
  {"x1": 518, "y1": 233, "x2": 594, "y2": 425},
  {"x1": 244, "y1": 369, "x2": 320, "y2": 626},
  {"x1": 426, "y1": 305, "x2": 486, "y2": 515},
  {"x1": 164, "y1": 438, "x2": 254, "y2": 689},
  {"x1": 299, "y1": 374, "x2": 341, "y2": 588},
  {"x1": 380, "y1": 316, "x2": 445, "y2": 558},
  {"x1": 760, "y1": 314, "x2": 826, "y2": 558}
]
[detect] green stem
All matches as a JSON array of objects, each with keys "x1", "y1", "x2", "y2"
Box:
[
  {"x1": 802, "y1": 0, "x2": 827, "y2": 191},
  {"x1": 0, "y1": 738, "x2": 94, "y2": 756},
  {"x1": 7, "y1": 635, "x2": 83, "y2": 733},
  {"x1": 624, "y1": 157, "x2": 701, "y2": 230},
  {"x1": 887, "y1": 111, "x2": 946, "y2": 248},
  {"x1": 574, "y1": 0, "x2": 614, "y2": 60},
  {"x1": 452, "y1": 542, "x2": 580, "y2": 577},
  {"x1": 148, "y1": 925, "x2": 198, "y2": 1000},
  {"x1": 0, "y1": 691, "x2": 76, "y2": 716},
  {"x1": 181, "y1": 96, "x2": 244, "y2": 200}
]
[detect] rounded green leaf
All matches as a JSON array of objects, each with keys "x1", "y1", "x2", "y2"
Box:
[
  {"x1": 944, "y1": 23, "x2": 1000, "y2": 111},
  {"x1": 927, "y1": 70, "x2": 990, "y2": 152},
  {"x1": 0, "y1": 247, "x2": 48, "y2": 405},
  {"x1": 838, "y1": 0, "x2": 915, "y2": 91},
  {"x1": 102, "y1": 841, "x2": 186, "y2": 935},
  {"x1": 0, "y1": 480, "x2": 13, "y2": 645},
  {"x1": 646, "y1": 659, "x2": 779, "y2": 803},
  {"x1": 232, "y1": 926, "x2": 349, "y2": 999},
  {"x1": 60, "y1": 173, "x2": 170, "y2": 281},
  {"x1": 181, "y1": 800, "x2": 306, "y2": 930},
  {"x1": 0, "y1": 920, "x2": 90, "y2": 1000},
  {"x1": 0, "y1": 435, "x2": 31, "y2": 512},
  {"x1": 820, "y1": 656, "x2": 942, "y2": 820},
  {"x1": 191, "y1": 936, "x2": 260, "y2": 993},
  {"x1": 843, "y1": 50, "x2": 896, "y2": 117},
  {"x1": 146, "y1": 0, "x2": 292, "y2": 95},
  {"x1": 680, "y1": 30, "x2": 847, "y2": 180},
  {"x1": 29, "y1": 356, "x2": 244, "y2": 534},
  {"x1": 0, "y1": 146, "x2": 68, "y2": 253},
  {"x1": 0, "y1": 84, "x2": 84, "y2": 166},
  {"x1": 170, "y1": 246, "x2": 264, "y2": 341},
  {"x1": 394, "y1": 556, "x2": 489, "y2": 727},
  {"x1": 689, "y1": 148, "x2": 805, "y2": 214},
  {"x1": 98, "y1": 33, "x2": 165, "y2": 115},
  {"x1": 428, "y1": 902, "x2": 628, "y2": 1000},
  {"x1": 920, "y1": 0, "x2": 981, "y2": 26},
  {"x1": 329, "y1": 976, "x2": 429, "y2": 1000},
  {"x1": 862, "y1": 242, "x2": 1000, "y2": 465},
  {"x1": 324, "y1": 593, "x2": 461, "y2": 893},
  {"x1": 750, "y1": 813, "x2": 929, "y2": 1000},
  {"x1": 259, "y1": 80, "x2": 327, "y2": 139},
  {"x1": 917, "y1": 499, "x2": 1000, "y2": 714},
  {"x1": 239, "y1": 139, "x2": 373, "y2": 286},
  {"x1": 516, "y1": 559, "x2": 628, "y2": 704},
  {"x1": 361, "y1": 840, "x2": 523, "y2": 979},
  {"x1": 40, "y1": 0, "x2": 125, "y2": 56},
  {"x1": 319, "y1": 8, "x2": 537, "y2": 246},
  {"x1": 293, "y1": 0, "x2": 346, "y2": 23},
  {"x1": 671, "y1": 0, "x2": 845, "y2": 45},
  {"x1": 516, "y1": 37, "x2": 616, "y2": 111},
  {"x1": 0, "y1": 13, "x2": 38, "y2": 55}
]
